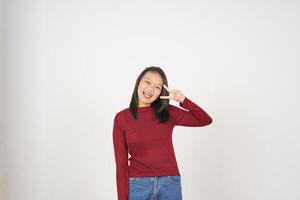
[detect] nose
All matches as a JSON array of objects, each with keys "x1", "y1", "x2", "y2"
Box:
[{"x1": 148, "y1": 87, "x2": 154, "y2": 93}]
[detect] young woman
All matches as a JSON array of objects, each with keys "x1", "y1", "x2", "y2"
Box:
[{"x1": 112, "y1": 66, "x2": 213, "y2": 200}]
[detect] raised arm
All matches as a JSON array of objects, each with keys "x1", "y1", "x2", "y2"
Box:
[
  {"x1": 172, "y1": 96, "x2": 213, "y2": 127},
  {"x1": 160, "y1": 84, "x2": 213, "y2": 127},
  {"x1": 112, "y1": 113, "x2": 129, "y2": 200}
]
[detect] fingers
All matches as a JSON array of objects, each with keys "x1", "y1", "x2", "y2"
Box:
[
  {"x1": 160, "y1": 95, "x2": 170, "y2": 99},
  {"x1": 161, "y1": 85, "x2": 184, "y2": 102},
  {"x1": 163, "y1": 84, "x2": 172, "y2": 93}
]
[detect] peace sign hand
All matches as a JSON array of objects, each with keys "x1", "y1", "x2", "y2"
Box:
[{"x1": 160, "y1": 84, "x2": 186, "y2": 103}]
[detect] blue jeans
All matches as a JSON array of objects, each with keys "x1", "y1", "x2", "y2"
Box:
[{"x1": 128, "y1": 176, "x2": 182, "y2": 200}]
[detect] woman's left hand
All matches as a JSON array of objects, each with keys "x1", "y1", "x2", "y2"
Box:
[{"x1": 160, "y1": 84, "x2": 186, "y2": 103}]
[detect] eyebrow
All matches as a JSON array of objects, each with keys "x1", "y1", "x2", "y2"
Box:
[{"x1": 144, "y1": 77, "x2": 163, "y2": 86}]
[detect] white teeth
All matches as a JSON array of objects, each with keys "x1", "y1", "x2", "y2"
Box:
[{"x1": 143, "y1": 91, "x2": 152, "y2": 98}]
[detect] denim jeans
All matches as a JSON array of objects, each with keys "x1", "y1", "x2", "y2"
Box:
[{"x1": 128, "y1": 176, "x2": 182, "y2": 200}]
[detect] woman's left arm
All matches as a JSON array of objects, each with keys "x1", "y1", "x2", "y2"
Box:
[
  {"x1": 160, "y1": 84, "x2": 213, "y2": 127},
  {"x1": 174, "y1": 96, "x2": 213, "y2": 126}
]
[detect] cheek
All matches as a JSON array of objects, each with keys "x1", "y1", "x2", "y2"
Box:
[
  {"x1": 138, "y1": 89, "x2": 143, "y2": 96},
  {"x1": 138, "y1": 84, "x2": 144, "y2": 91},
  {"x1": 154, "y1": 89, "x2": 162, "y2": 96},
  {"x1": 138, "y1": 83, "x2": 146, "y2": 90}
]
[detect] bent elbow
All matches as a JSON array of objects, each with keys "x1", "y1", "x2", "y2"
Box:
[
  {"x1": 206, "y1": 117, "x2": 213, "y2": 125},
  {"x1": 200, "y1": 116, "x2": 213, "y2": 126}
]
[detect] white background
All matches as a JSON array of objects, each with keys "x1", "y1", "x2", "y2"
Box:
[{"x1": 1, "y1": 0, "x2": 300, "y2": 200}]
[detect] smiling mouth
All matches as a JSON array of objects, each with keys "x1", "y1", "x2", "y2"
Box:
[{"x1": 143, "y1": 91, "x2": 152, "y2": 98}]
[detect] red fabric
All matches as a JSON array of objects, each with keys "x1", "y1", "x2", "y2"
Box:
[{"x1": 112, "y1": 97, "x2": 213, "y2": 200}]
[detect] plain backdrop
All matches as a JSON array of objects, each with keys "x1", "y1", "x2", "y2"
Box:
[{"x1": 1, "y1": 0, "x2": 300, "y2": 200}]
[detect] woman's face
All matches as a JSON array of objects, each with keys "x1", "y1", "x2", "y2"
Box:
[{"x1": 137, "y1": 71, "x2": 163, "y2": 107}]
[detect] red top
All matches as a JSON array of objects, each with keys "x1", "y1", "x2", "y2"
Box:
[{"x1": 112, "y1": 97, "x2": 213, "y2": 200}]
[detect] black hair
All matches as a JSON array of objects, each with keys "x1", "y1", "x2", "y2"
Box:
[{"x1": 129, "y1": 66, "x2": 170, "y2": 123}]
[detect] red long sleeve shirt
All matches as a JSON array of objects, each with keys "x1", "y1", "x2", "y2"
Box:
[{"x1": 112, "y1": 97, "x2": 213, "y2": 200}]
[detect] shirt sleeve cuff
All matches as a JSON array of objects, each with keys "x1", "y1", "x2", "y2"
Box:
[{"x1": 179, "y1": 96, "x2": 188, "y2": 107}]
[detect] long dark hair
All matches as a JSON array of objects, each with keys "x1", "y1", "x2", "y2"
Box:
[{"x1": 129, "y1": 66, "x2": 170, "y2": 123}]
